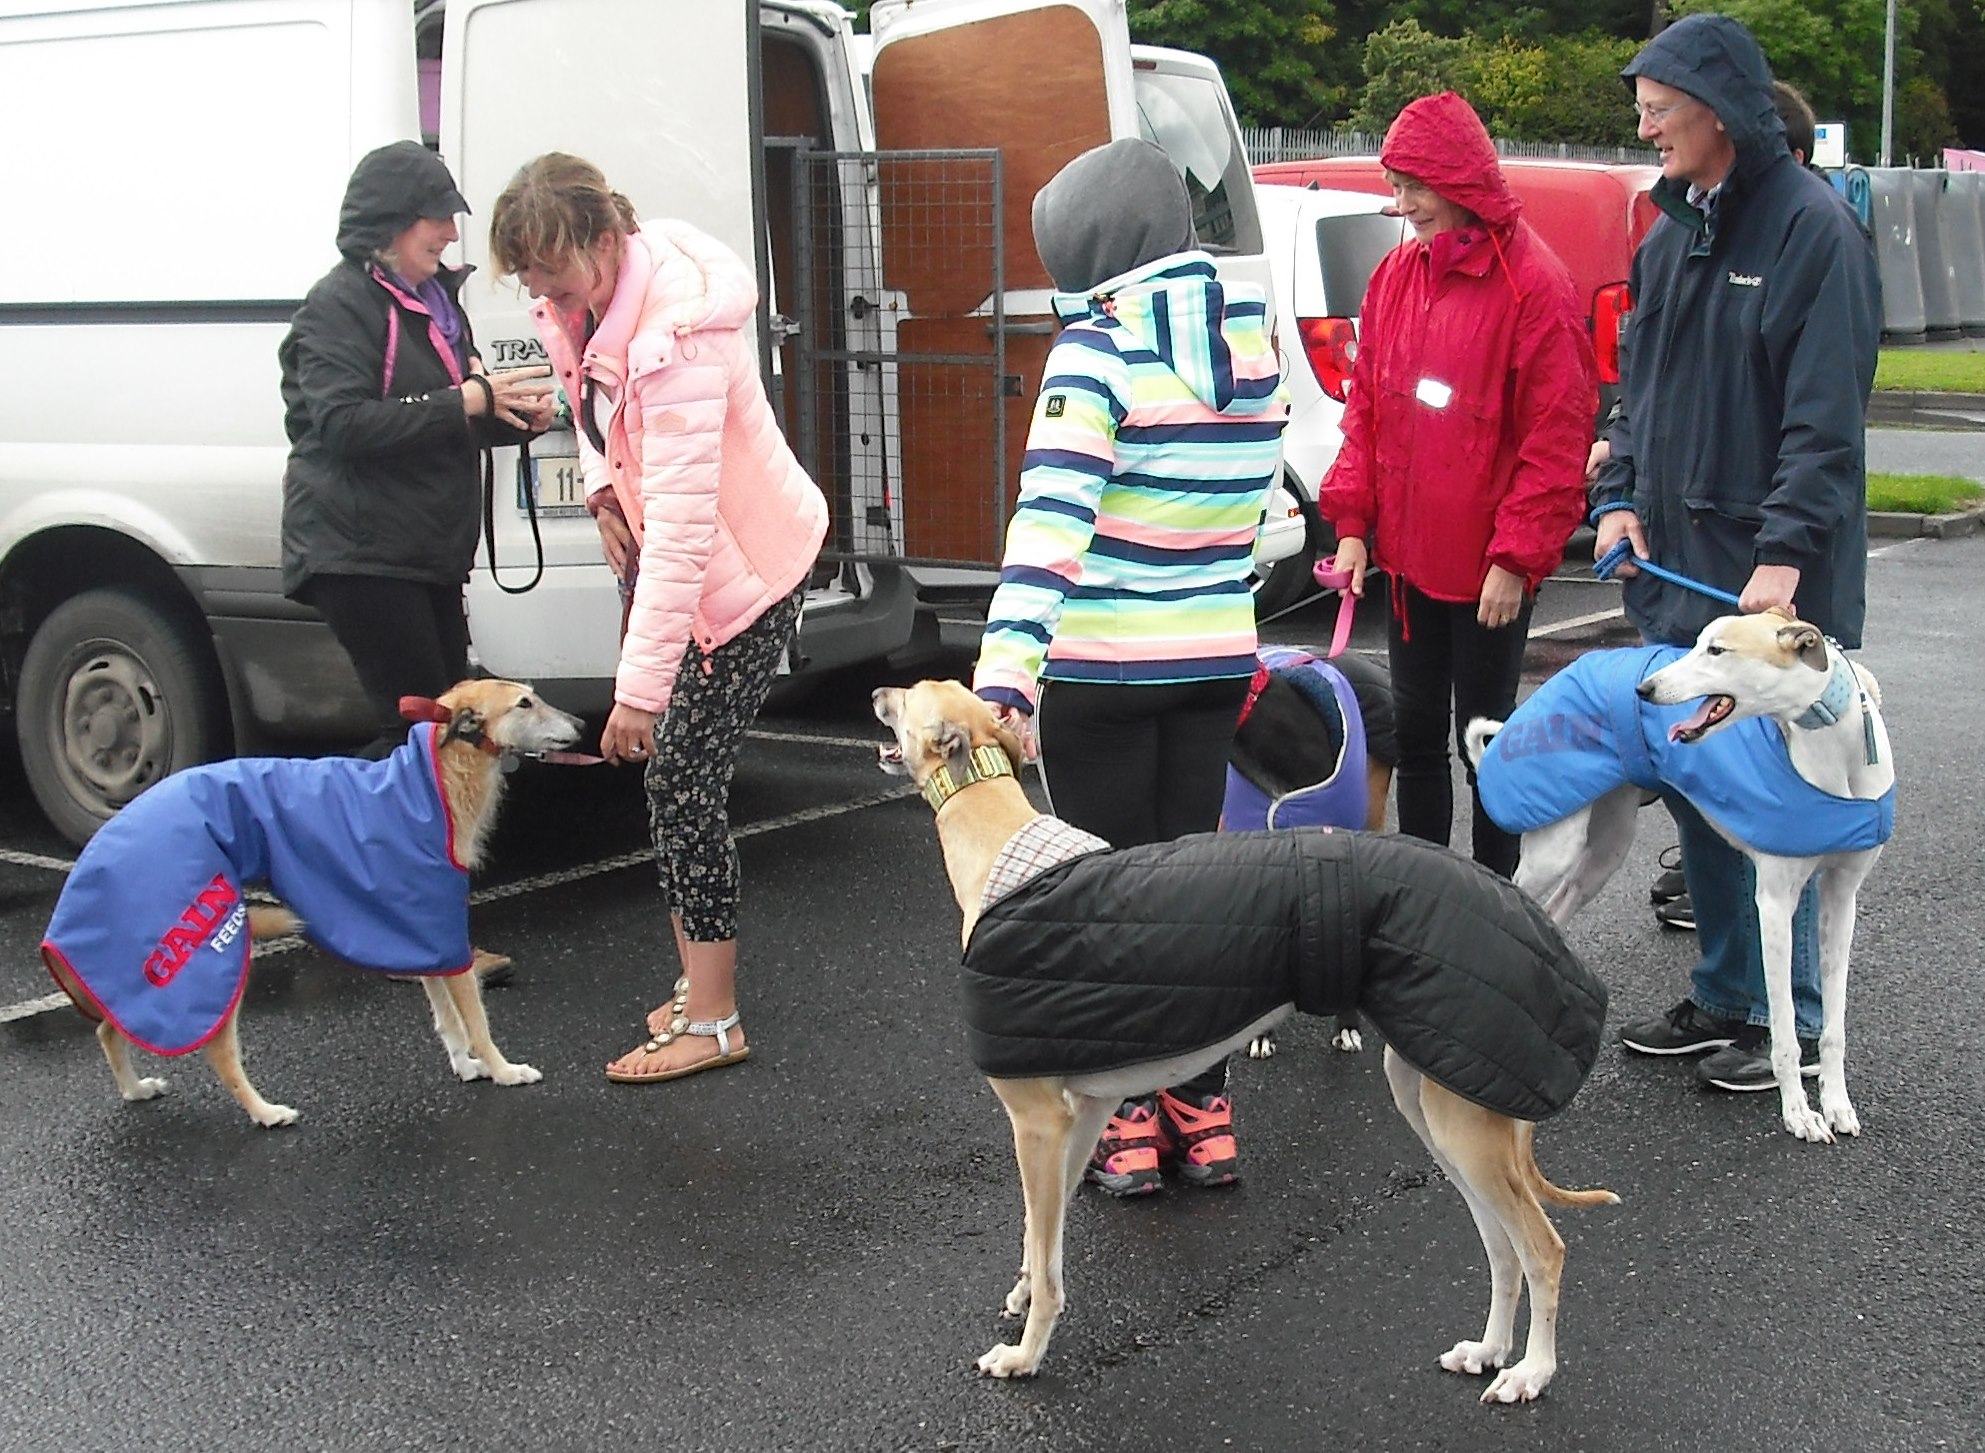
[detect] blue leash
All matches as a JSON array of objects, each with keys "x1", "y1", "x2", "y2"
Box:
[{"x1": 1592, "y1": 539, "x2": 1742, "y2": 606}]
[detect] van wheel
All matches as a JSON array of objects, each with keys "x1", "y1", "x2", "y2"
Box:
[{"x1": 17, "y1": 587, "x2": 229, "y2": 846}]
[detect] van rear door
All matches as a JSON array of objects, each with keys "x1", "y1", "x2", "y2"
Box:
[{"x1": 441, "y1": 0, "x2": 762, "y2": 693}]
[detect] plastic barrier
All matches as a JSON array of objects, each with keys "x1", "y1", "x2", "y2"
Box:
[
  {"x1": 1836, "y1": 166, "x2": 1875, "y2": 231},
  {"x1": 1910, "y1": 169, "x2": 1964, "y2": 339},
  {"x1": 1864, "y1": 168, "x2": 1927, "y2": 342},
  {"x1": 1945, "y1": 171, "x2": 1985, "y2": 337}
]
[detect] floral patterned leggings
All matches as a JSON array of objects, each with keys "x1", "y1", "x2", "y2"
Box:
[{"x1": 641, "y1": 590, "x2": 801, "y2": 942}]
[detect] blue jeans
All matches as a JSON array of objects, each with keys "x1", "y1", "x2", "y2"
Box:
[{"x1": 1670, "y1": 793, "x2": 1823, "y2": 1037}]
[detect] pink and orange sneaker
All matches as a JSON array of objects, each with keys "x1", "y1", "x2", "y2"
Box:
[
  {"x1": 1084, "y1": 1097, "x2": 1164, "y2": 1197},
  {"x1": 1156, "y1": 1087, "x2": 1241, "y2": 1188}
]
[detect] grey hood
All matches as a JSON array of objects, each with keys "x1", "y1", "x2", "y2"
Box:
[
  {"x1": 1623, "y1": 13, "x2": 1788, "y2": 185},
  {"x1": 1031, "y1": 137, "x2": 1196, "y2": 294}
]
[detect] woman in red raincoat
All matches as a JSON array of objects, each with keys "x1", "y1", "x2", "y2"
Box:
[{"x1": 1321, "y1": 91, "x2": 1597, "y2": 875}]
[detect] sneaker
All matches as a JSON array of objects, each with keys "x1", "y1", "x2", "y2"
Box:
[
  {"x1": 1654, "y1": 893, "x2": 1696, "y2": 931},
  {"x1": 1155, "y1": 1087, "x2": 1241, "y2": 1188},
  {"x1": 1696, "y1": 1026, "x2": 1822, "y2": 1091},
  {"x1": 1085, "y1": 1097, "x2": 1163, "y2": 1197},
  {"x1": 1649, "y1": 844, "x2": 1686, "y2": 904},
  {"x1": 1618, "y1": 999, "x2": 1741, "y2": 1056}
]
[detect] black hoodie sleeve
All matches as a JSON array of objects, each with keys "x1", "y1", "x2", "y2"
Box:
[{"x1": 281, "y1": 275, "x2": 474, "y2": 464}]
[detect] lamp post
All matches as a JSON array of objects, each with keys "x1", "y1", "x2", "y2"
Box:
[{"x1": 1879, "y1": 0, "x2": 1896, "y2": 165}]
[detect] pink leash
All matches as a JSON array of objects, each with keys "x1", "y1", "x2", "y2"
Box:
[{"x1": 1311, "y1": 558, "x2": 1359, "y2": 659}]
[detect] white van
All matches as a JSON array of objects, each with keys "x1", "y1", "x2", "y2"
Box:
[{"x1": 0, "y1": 0, "x2": 1273, "y2": 843}]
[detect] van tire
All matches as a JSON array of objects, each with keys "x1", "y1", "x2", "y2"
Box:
[{"x1": 17, "y1": 587, "x2": 229, "y2": 847}]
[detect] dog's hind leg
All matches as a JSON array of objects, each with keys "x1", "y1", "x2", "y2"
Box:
[
  {"x1": 96, "y1": 1020, "x2": 168, "y2": 1104},
  {"x1": 1383, "y1": 1050, "x2": 1525, "y2": 1389},
  {"x1": 421, "y1": 975, "x2": 486, "y2": 1081},
  {"x1": 434, "y1": 971, "x2": 540, "y2": 1087},
  {"x1": 1756, "y1": 857, "x2": 1829, "y2": 1142},
  {"x1": 201, "y1": 1005, "x2": 299, "y2": 1128},
  {"x1": 1421, "y1": 1083, "x2": 1566, "y2": 1404},
  {"x1": 978, "y1": 1079, "x2": 1114, "y2": 1378},
  {"x1": 1815, "y1": 855, "x2": 1876, "y2": 1138}
]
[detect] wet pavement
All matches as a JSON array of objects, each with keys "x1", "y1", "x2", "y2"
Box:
[{"x1": 3, "y1": 535, "x2": 1981, "y2": 1453}]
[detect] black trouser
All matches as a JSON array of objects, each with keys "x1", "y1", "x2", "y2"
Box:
[
  {"x1": 1387, "y1": 580, "x2": 1534, "y2": 879},
  {"x1": 1036, "y1": 676, "x2": 1251, "y2": 1099},
  {"x1": 298, "y1": 575, "x2": 470, "y2": 760}
]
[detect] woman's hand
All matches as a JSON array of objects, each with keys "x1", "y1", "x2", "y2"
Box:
[
  {"x1": 465, "y1": 365, "x2": 556, "y2": 430},
  {"x1": 600, "y1": 703, "x2": 658, "y2": 765},
  {"x1": 1331, "y1": 536, "x2": 1369, "y2": 597},
  {"x1": 990, "y1": 703, "x2": 1038, "y2": 762},
  {"x1": 1478, "y1": 564, "x2": 1526, "y2": 629},
  {"x1": 594, "y1": 505, "x2": 635, "y2": 579}
]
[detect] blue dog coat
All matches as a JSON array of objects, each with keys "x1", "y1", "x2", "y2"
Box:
[
  {"x1": 41, "y1": 724, "x2": 474, "y2": 1056},
  {"x1": 1478, "y1": 646, "x2": 1894, "y2": 858}
]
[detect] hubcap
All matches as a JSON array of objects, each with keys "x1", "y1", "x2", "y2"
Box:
[{"x1": 57, "y1": 646, "x2": 172, "y2": 808}]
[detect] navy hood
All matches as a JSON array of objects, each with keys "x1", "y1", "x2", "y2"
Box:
[
  {"x1": 336, "y1": 141, "x2": 471, "y2": 260},
  {"x1": 1623, "y1": 14, "x2": 1788, "y2": 182}
]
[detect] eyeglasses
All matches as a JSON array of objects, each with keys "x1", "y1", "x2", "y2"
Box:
[{"x1": 1632, "y1": 97, "x2": 1693, "y2": 123}]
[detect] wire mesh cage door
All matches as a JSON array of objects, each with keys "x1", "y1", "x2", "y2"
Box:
[{"x1": 792, "y1": 147, "x2": 1021, "y2": 567}]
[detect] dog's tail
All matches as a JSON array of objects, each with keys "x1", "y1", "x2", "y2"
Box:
[
  {"x1": 1461, "y1": 717, "x2": 1503, "y2": 772},
  {"x1": 248, "y1": 905, "x2": 304, "y2": 941},
  {"x1": 1520, "y1": 1122, "x2": 1620, "y2": 1209}
]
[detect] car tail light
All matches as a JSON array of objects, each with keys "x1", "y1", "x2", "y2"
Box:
[
  {"x1": 1298, "y1": 316, "x2": 1357, "y2": 403},
  {"x1": 1592, "y1": 283, "x2": 1633, "y2": 385}
]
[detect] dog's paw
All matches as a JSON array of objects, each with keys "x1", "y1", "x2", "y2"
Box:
[
  {"x1": 1332, "y1": 1027, "x2": 1364, "y2": 1053},
  {"x1": 1782, "y1": 1100, "x2": 1834, "y2": 1143},
  {"x1": 451, "y1": 1055, "x2": 489, "y2": 1082},
  {"x1": 1001, "y1": 1274, "x2": 1032, "y2": 1319},
  {"x1": 976, "y1": 1343, "x2": 1040, "y2": 1379},
  {"x1": 1823, "y1": 1095, "x2": 1861, "y2": 1137},
  {"x1": 121, "y1": 1076, "x2": 169, "y2": 1102},
  {"x1": 1481, "y1": 1359, "x2": 1553, "y2": 1404},
  {"x1": 1247, "y1": 1033, "x2": 1276, "y2": 1060},
  {"x1": 491, "y1": 1062, "x2": 541, "y2": 1086},
  {"x1": 1439, "y1": 1339, "x2": 1508, "y2": 1377},
  {"x1": 252, "y1": 1103, "x2": 300, "y2": 1128}
]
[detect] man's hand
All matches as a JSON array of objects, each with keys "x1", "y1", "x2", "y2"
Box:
[
  {"x1": 1585, "y1": 437, "x2": 1611, "y2": 483},
  {"x1": 1594, "y1": 508, "x2": 1647, "y2": 577},
  {"x1": 1478, "y1": 564, "x2": 1525, "y2": 629},
  {"x1": 1741, "y1": 563, "x2": 1801, "y2": 615}
]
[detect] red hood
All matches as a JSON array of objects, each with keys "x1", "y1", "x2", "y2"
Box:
[{"x1": 1379, "y1": 92, "x2": 1522, "y2": 232}]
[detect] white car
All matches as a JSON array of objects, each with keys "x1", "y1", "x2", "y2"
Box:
[{"x1": 1248, "y1": 184, "x2": 1407, "y2": 616}]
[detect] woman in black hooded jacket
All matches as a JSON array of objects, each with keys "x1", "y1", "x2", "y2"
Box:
[{"x1": 279, "y1": 141, "x2": 554, "y2": 760}]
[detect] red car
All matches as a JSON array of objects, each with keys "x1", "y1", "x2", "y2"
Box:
[{"x1": 1253, "y1": 156, "x2": 1660, "y2": 411}]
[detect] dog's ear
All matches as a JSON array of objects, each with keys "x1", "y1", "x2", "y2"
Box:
[
  {"x1": 441, "y1": 705, "x2": 488, "y2": 746},
  {"x1": 1776, "y1": 620, "x2": 1829, "y2": 672},
  {"x1": 931, "y1": 717, "x2": 974, "y2": 778}
]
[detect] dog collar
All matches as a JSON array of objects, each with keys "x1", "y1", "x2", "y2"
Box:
[
  {"x1": 921, "y1": 744, "x2": 1016, "y2": 811},
  {"x1": 1791, "y1": 652, "x2": 1880, "y2": 765}
]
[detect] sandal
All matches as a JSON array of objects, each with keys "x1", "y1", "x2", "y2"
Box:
[{"x1": 605, "y1": 976, "x2": 750, "y2": 1084}]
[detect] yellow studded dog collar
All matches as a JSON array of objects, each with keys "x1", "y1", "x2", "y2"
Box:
[{"x1": 921, "y1": 743, "x2": 1016, "y2": 811}]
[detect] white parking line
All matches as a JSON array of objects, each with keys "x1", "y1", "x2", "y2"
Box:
[
  {"x1": 0, "y1": 782, "x2": 920, "y2": 1020},
  {"x1": 1529, "y1": 605, "x2": 1626, "y2": 639},
  {"x1": 0, "y1": 847, "x2": 75, "y2": 872}
]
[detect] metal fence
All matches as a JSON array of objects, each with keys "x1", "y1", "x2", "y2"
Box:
[{"x1": 1245, "y1": 124, "x2": 1657, "y2": 166}]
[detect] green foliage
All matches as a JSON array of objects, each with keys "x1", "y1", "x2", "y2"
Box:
[
  {"x1": 1896, "y1": 76, "x2": 1960, "y2": 159},
  {"x1": 1127, "y1": 0, "x2": 1345, "y2": 127},
  {"x1": 1348, "y1": 19, "x2": 1470, "y2": 132},
  {"x1": 1472, "y1": 32, "x2": 1644, "y2": 147}
]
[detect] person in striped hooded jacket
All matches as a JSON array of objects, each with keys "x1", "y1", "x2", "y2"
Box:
[{"x1": 973, "y1": 136, "x2": 1290, "y2": 1199}]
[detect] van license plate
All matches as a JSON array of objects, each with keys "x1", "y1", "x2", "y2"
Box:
[{"x1": 521, "y1": 454, "x2": 589, "y2": 517}]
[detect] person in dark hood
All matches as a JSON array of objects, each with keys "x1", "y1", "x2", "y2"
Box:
[
  {"x1": 1320, "y1": 91, "x2": 1597, "y2": 878},
  {"x1": 1591, "y1": 15, "x2": 1882, "y2": 1093},
  {"x1": 972, "y1": 137, "x2": 1290, "y2": 1197},
  {"x1": 279, "y1": 141, "x2": 556, "y2": 983}
]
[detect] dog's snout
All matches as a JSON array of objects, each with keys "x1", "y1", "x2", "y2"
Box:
[{"x1": 1635, "y1": 680, "x2": 1656, "y2": 700}]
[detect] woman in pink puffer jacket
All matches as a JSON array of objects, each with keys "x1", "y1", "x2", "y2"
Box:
[{"x1": 491, "y1": 154, "x2": 827, "y2": 1086}]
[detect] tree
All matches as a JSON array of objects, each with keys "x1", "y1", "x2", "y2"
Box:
[
  {"x1": 1126, "y1": 0, "x2": 1345, "y2": 127},
  {"x1": 1896, "y1": 75, "x2": 1960, "y2": 159},
  {"x1": 1348, "y1": 18, "x2": 1470, "y2": 132}
]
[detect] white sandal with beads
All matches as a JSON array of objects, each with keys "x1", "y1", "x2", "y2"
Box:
[{"x1": 605, "y1": 976, "x2": 750, "y2": 1084}]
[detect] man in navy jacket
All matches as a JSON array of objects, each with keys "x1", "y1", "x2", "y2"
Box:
[{"x1": 1589, "y1": 13, "x2": 1882, "y2": 1093}]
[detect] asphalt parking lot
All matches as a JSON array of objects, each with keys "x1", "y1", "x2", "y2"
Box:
[{"x1": 3, "y1": 533, "x2": 1981, "y2": 1453}]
